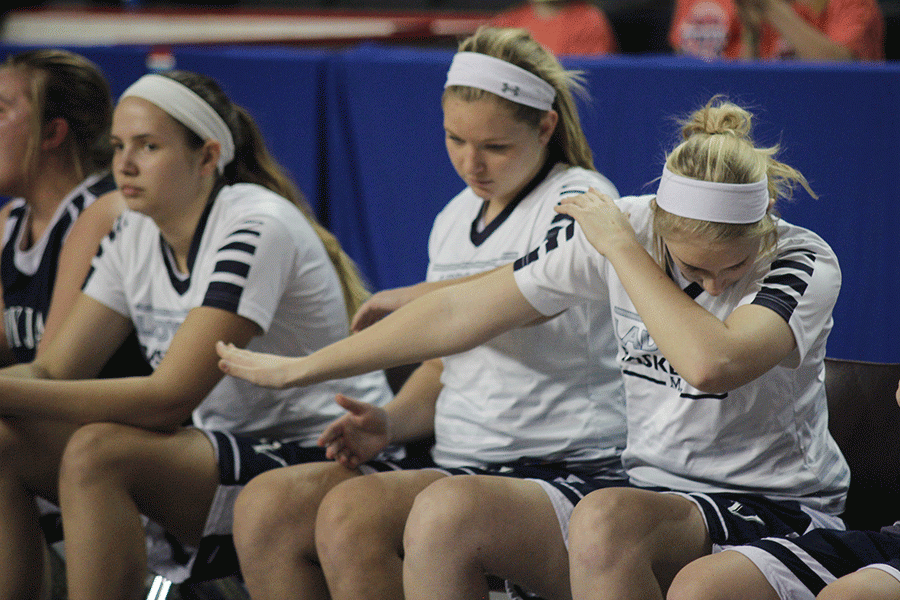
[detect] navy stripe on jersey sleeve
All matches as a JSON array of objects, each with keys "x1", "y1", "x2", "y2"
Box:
[
  {"x1": 202, "y1": 219, "x2": 263, "y2": 313},
  {"x1": 751, "y1": 249, "x2": 816, "y2": 323}
]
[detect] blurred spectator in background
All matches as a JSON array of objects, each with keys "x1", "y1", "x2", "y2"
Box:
[
  {"x1": 491, "y1": 0, "x2": 619, "y2": 55},
  {"x1": 669, "y1": 0, "x2": 885, "y2": 59}
]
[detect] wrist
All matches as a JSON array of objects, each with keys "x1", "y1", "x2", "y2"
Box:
[
  {"x1": 605, "y1": 236, "x2": 658, "y2": 277},
  {"x1": 284, "y1": 355, "x2": 313, "y2": 387},
  {"x1": 605, "y1": 233, "x2": 645, "y2": 260}
]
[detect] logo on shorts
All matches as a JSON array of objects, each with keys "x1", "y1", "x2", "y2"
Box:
[
  {"x1": 727, "y1": 501, "x2": 765, "y2": 525},
  {"x1": 252, "y1": 439, "x2": 283, "y2": 453}
]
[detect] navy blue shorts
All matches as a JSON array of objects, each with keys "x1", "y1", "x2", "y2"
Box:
[
  {"x1": 365, "y1": 454, "x2": 629, "y2": 508},
  {"x1": 208, "y1": 430, "x2": 330, "y2": 485},
  {"x1": 168, "y1": 430, "x2": 332, "y2": 583},
  {"x1": 663, "y1": 490, "x2": 842, "y2": 547},
  {"x1": 729, "y1": 526, "x2": 900, "y2": 599}
]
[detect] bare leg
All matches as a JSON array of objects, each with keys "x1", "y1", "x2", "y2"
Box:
[
  {"x1": 403, "y1": 474, "x2": 572, "y2": 600},
  {"x1": 315, "y1": 469, "x2": 446, "y2": 600},
  {"x1": 0, "y1": 417, "x2": 77, "y2": 600},
  {"x1": 568, "y1": 487, "x2": 710, "y2": 600},
  {"x1": 59, "y1": 423, "x2": 219, "y2": 600},
  {"x1": 667, "y1": 551, "x2": 780, "y2": 600},
  {"x1": 818, "y1": 569, "x2": 900, "y2": 600},
  {"x1": 233, "y1": 461, "x2": 361, "y2": 600}
]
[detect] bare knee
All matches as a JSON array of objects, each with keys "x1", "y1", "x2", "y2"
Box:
[
  {"x1": 668, "y1": 552, "x2": 771, "y2": 600},
  {"x1": 569, "y1": 487, "x2": 645, "y2": 570},
  {"x1": 404, "y1": 476, "x2": 481, "y2": 559},
  {"x1": 233, "y1": 469, "x2": 306, "y2": 559},
  {"x1": 315, "y1": 477, "x2": 392, "y2": 566},
  {"x1": 818, "y1": 569, "x2": 900, "y2": 600},
  {"x1": 58, "y1": 423, "x2": 132, "y2": 490},
  {"x1": 572, "y1": 486, "x2": 709, "y2": 582},
  {"x1": 234, "y1": 464, "x2": 352, "y2": 561}
]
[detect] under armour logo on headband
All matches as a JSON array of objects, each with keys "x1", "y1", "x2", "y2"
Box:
[{"x1": 445, "y1": 52, "x2": 556, "y2": 111}]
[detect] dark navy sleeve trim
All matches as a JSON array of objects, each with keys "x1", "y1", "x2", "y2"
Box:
[
  {"x1": 220, "y1": 241, "x2": 257, "y2": 255},
  {"x1": 215, "y1": 259, "x2": 251, "y2": 278},
  {"x1": 204, "y1": 281, "x2": 244, "y2": 313},
  {"x1": 201, "y1": 218, "x2": 265, "y2": 312},
  {"x1": 751, "y1": 248, "x2": 817, "y2": 323}
]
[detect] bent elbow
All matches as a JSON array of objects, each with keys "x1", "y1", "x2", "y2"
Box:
[
  {"x1": 151, "y1": 399, "x2": 196, "y2": 431},
  {"x1": 678, "y1": 356, "x2": 734, "y2": 395},
  {"x1": 132, "y1": 384, "x2": 198, "y2": 431}
]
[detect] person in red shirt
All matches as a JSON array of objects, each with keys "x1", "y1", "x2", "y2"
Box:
[
  {"x1": 491, "y1": 0, "x2": 619, "y2": 55},
  {"x1": 669, "y1": 0, "x2": 885, "y2": 60}
]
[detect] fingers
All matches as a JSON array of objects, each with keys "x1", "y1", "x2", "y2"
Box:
[
  {"x1": 336, "y1": 452, "x2": 360, "y2": 469},
  {"x1": 334, "y1": 393, "x2": 369, "y2": 416},
  {"x1": 351, "y1": 290, "x2": 398, "y2": 332},
  {"x1": 216, "y1": 341, "x2": 253, "y2": 378},
  {"x1": 215, "y1": 341, "x2": 288, "y2": 388},
  {"x1": 350, "y1": 303, "x2": 377, "y2": 332},
  {"x1": 319, "y1": 425, "x2": 361, "y2": 469},
  {"x1": 317, "y1": 417, "x2": 345, "y2": 447},
  {"x1": 216, "y1": 341, "x2": 256, "y2": 370}
]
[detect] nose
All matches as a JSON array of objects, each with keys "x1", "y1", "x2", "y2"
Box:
[
  {"x1": 460, "y1": 145, "x2": 485, "y2": 175},
  {"x1": 114, "y1": 146, "x2": 137, "y2": 176},
  {"x1": 702, "y1": 276, "x2": 726, "y2": 297}
]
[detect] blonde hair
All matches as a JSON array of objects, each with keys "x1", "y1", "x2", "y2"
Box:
[
  {"x1": 653, "y1": 95, "x2": 815, "y2": 262},
  {"x1": 160, "y1": 71, "x2": 370, "y2": 321},
  {"x1": 443, "y1": 26, "x2": 595, "y2": 170},
  {"x1": 4, "y1": 49, "x2": 113, "y2": 184}
]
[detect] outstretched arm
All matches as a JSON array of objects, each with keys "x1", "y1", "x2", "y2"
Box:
[
  {"x1": 556, "y1": 190, "x2": 796, "y2": 393},
  {"x1": 218, "y1": 264, "x2": 542, "y2": 388},
  {"x1": 351, "y1": 268, "x2": 504, "y2": 332}
]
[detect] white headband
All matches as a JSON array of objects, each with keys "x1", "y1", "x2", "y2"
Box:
[
  {"x1": 655, "y1": 166, "x2": 770, "y2": 224},
  {"x1": 445, "y1": 52, "x2": 556, "y2": 111},
  {"x1": 120, "y1": 74, "x2": 235, "y2": 173}
]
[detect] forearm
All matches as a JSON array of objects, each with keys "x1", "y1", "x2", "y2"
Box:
[
  {"x1": 0, "y1": 374, "x2": 190, "y2": 431},
  {"x1": 287, "y1": 267, "x2": 535, "y2": 387},
  {"x1": 384, "y1": 359, "x2": 442, "y2": 443},
  {"x1": 764, "y1": 1, "x2": 855, "y2": 59}
]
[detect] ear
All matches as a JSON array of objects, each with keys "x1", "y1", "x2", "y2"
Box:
[
  {"x1": 41, "y1": 117, "x2": 70, "y2": 151},
  {"x1": 538, "y1": 109, "x2": 559, "y2": 146},
  {"x1": 198, "y1": 139, "x2": 222, "y2": 176}
]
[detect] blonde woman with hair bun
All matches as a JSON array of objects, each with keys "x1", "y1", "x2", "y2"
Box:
[{"x1": 562, "y1": 95, "x2": 847, "y2": 600}]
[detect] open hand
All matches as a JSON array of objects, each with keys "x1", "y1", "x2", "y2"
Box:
[
  {"x1": 554, "y1": 188, "x2": 636, "y2": 257},
  {"x1": 317, "y1": 394, "x2": 390, "y2": 469},
  {"x1": 216, "y1": 341, "x2": 302, "y2": 389}
]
